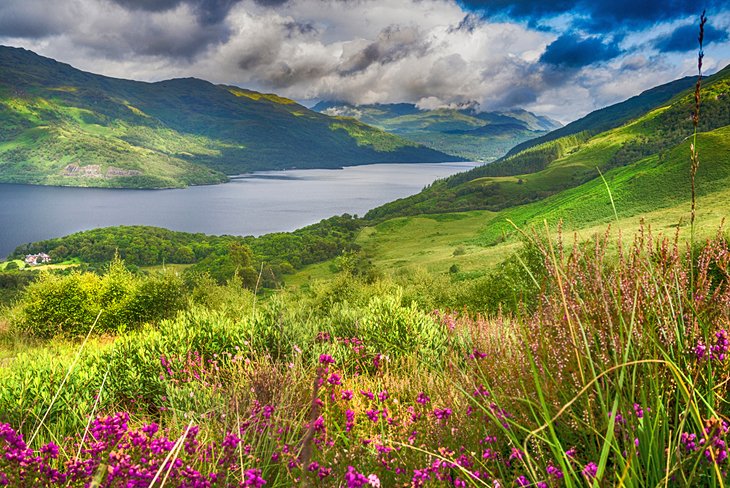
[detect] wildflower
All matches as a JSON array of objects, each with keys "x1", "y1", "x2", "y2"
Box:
[
  {"x1": 40, "y1": 442, "x2": 59, "y2": 459},
  {"x1": 372, "y1": 354, "x2": 382, "y2": 370},
  {"x1": 482, "y1": 448, "x2": 498, "y2": 460},
  {"x1": 509, "y1": 447, "x2": 524, "y2": 462},
  {"x1": 582, "y1": 462, "x2": 598, "y2": 479},
  {"x1": 342, "y1": 390, "x2": 354, "y2": 400},
  {"x1": 470, "y1": 349, "x2": 488, "y2": 360},
  {"x1": 416, "y1": 392, "x2": 430, "y2": 404},
  {"x1": 344, "y1": 466, "x2": 369, "y2": 487},
  {"x1": 695, "y1": 342, "x2": 708, "y2": 361},
  {"x1": 319, "y1": 354, "x2": 335, "y2": 365},
  {"x1": 633, "y1": 403, "x2": 644, "y2": 419},
  {"x1": 368, "y1": 473, "x2": 381, "y2": 487},
  {"x1": 244, "y1": 468, "x2": 267, "y2": 487},
  {"x1": 377, "y1": 390, "x2": 389, "y2": 402},
  {"x1": 433, "y1": 408, "x2": 452, "y2": 421},
  {"x1": 327, "y1": 373, "x2": 342, "y2": 386},
  {"x1": 546, "y1": 464, "x2": 563, "y2": 479},
  {"x1": 515, "y1": 475, "x2": 529, "y2": 487},
  {"x1": 312, "y1": 416, "x2": 326, "y2": 432},
  {"x1": 360, "y1": 390, "x2": 375, "y2": 401},
  {"x1": 712, "y1": 330, "x2": 729, "y2": 361}
]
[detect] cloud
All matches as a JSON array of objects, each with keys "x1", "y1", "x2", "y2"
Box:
[
  {"x1": 111, "y1": 0, "x2": 240, "y2": 24},
  {"x1": 1, "y1": 0, "x2": 729, "y2": 124},
  {"x1": 653, "y1": 22, "x2": 729, "y2": 53},
  {"x1": 539, "y1": 32, "x2": 622, "y2": 68},
  {"x1": 338, "y1": 25, "x2": 430, "y2": 75},
  {"x1": 0, "y1": 0, "x2": 231, "y2": 59}
]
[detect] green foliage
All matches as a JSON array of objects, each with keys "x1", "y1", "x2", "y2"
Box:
[
  {"x1": 356, "y1": 292, "x2": 449, "y2": 365},
  {"x1": 453, "y1": 237, "x2": 546, "y2": 313},
  {"x1": 13, "y1": 214, "x2": 364, "y2": 286},
  {"x1": 0, "y1": 270, "x2": 35, "y2": 305},
  {"x1": 12, "y1": 257, "x2": 187, "y2": 338}
]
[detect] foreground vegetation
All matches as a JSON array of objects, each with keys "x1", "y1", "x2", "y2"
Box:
[{"x1": 1, "y1": 224, "x2": 729, "y2": 486}]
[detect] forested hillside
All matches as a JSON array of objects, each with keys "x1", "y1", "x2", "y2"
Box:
[{"x1": 0, "y1": 46, "x2": 455, "y2": 188}]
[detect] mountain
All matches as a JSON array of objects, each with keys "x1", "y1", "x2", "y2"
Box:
[
  {"x1": 365, "y1": 65, "x2": 730, "y2": 220},
  {"x1": 312, "y1": 101, "x2": 561, "y2": 162},
  {"x1": 503, "y1": 75, "x2": 698, "y2": 158},
  {"x1": 0, "y1": 46, "x2": 455, "y2": 189}
]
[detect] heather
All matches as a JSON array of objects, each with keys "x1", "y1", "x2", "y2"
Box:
[{"x1": 1, "y1": 225, "x2": 730, "y2": 486}]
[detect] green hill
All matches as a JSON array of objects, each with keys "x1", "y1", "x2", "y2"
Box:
[
  {"x1": 0, "y1": 46, "x2": 455, "y2": 189},
  {"x1": 313, "y1": 101, "x2": 561, "y2": 162},
  {"x1": 366, "y1": 65, "x2": 730, "y2": 220}
]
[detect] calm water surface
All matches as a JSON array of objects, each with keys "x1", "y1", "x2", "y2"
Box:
[{"x1": 0, "y1": 162, "x2": 479, "y2": 258}]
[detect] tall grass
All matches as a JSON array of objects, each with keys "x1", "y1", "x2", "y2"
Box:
[{"x1": 0, "y1": 224, "x2": 729, "y2": 486}]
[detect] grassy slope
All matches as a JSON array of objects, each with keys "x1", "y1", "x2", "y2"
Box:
[
  {"x1": 314, "y1": 102, "x2": 561, "y2": 162},
  {"x1": 0, "y1": 46, "x2": 454, "y2": 189},
  {"x1": 288, "y1": 124, "x2": 730, "y2": 284},
  {"x1": 365, "y1": 65, "x2": 730, "y2": 220}
]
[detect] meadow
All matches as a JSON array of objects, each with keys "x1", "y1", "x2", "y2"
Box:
[{"x1": 1, "y1": 218, "x2": 729, "y2": 486}]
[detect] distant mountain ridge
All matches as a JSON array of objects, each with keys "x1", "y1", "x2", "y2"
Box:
[
  {"x1": 0, "y1": 46, "x2": 455, "y2": 189},
  {"x1": 312, "y1": 101, "x2": 561, "y2": 162}
]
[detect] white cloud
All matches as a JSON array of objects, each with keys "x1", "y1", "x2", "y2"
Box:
[{"x1": 1, "y1": 0, "x2": 729, "y2": 122}]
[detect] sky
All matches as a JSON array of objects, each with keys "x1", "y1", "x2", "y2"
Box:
[{"x1": 1, "y1": 0, "x2": 729, "y2": 123}]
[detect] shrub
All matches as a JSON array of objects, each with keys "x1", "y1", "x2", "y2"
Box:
[{"x1": 12, "y1": 259, "x2": 188, "y2": 338}]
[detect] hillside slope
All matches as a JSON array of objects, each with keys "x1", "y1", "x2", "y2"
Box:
[
  {"x1": 366, "y1": 65, "x2": 730, "y2": 220},
  {"x1": 0, "y1": 46, "x2": 455, "y2": 188},
  {"x1": 313, "y1": 101, "x2": 561, "y2": 161}
]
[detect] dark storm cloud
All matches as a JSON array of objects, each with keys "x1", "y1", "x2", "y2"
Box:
[
  {"x1": 0, "y1": 1, "x2": 68, "y2": 39},
  {"x1": 539, "y1": 33, "x2": 622, "y2": 68},
  {"x1": 448, "y1": 14, "x2": 480, "y2": 34},
  {"x1": 267, "y1": 61, "x2": 331, "y2": 88},
  {"x1": 112, "y1": 0, "x2": 239, "y2": 25},
  {"x1": 338, "y1": 25, "x2": 429, "y2": 76},
  {"x1": 461, "y1": 0, "x2": 725, "y2": 33},
  {"x1": 653, "y1": 23, "x2": 729, "y2": 53},
  {"x1": 111, "y1": 0, "x2": 183, "y2": 12},
  {"x1": 284, "y1": 21, "x2": 318, "y2": 38},
  {"x1": 252, "y1": 0, "x2": 290, "y2": 5}
]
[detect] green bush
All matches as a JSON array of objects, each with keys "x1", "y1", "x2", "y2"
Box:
[{"x1": 12, "y1": 259, "x2": 188, "y2": 338}]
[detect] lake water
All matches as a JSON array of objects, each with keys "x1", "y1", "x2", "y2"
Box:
[{"x1": 0, "y1": 162, "x2": 479, "y2": 258}]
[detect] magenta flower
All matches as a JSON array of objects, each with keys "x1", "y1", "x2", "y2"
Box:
[
  {"x1": 582, "y1": 462, "x2": 598, "y2": 479},
  {"x1": 416, "y1": 392, "x2": 430, "y2": 404},
  {"x1": 633, "y1": 403, "x2": 644, "y2": 419},
  {"x1": 344, "y1": 466, "x2": 369, "y2": 487},
  {"x1": 244, "y1": 468, "x2": 267, "y2": 487},
  {"x1": 319, "y1": 354, "x2": 335, "y2": 365},
  {"x1": 40, "y1": 442, "x2": 59, "y2": 459},
  {"x1": 432, "y1": 408, "x2": 452, "y2": 421}
]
